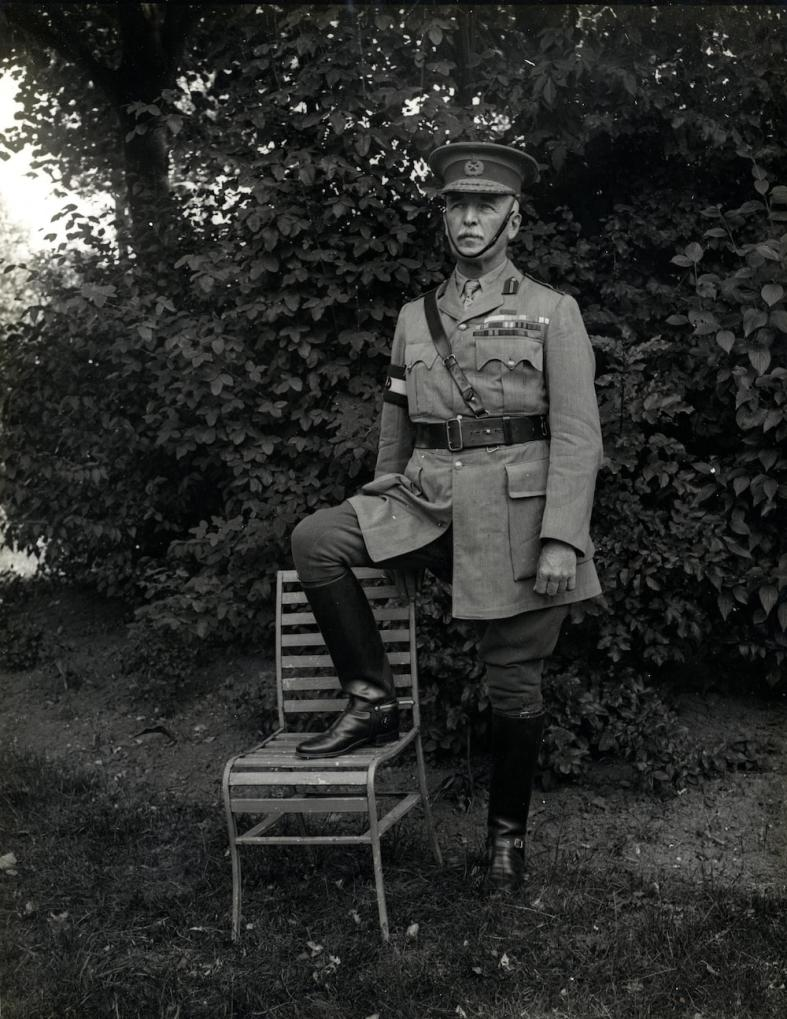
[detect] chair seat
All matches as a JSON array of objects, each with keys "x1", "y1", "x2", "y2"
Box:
[
  {"x1": 225, "y1": 727, "x2": 422, "y2": 844},
  {"x1": 228, "y1": 726, "x2": 417, "y2": 773}
]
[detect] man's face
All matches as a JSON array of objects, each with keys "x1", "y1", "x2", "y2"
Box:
[{"x1": 443, "y1": 192, "x2": 522, "y2": 260}]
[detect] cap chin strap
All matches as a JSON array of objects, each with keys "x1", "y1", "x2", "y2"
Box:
[{"x1": 443, "y1": 196, "x2": 517, "y2": 261}]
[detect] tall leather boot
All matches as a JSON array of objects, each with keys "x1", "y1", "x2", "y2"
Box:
[
  {"x1": 296, "y1": 571, "x2": 399, "y2": 758},
  {"x1": 486, "y1": 711, "x2": 545, "y2": 891}
]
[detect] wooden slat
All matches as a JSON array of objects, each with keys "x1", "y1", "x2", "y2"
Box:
[
  {"x1": 280, "y1": 628, "x2": 410, "y2": 647},
  {"x1": 279, "y1": 567, "x2": 385, "y2": 582},
  {"x1": 236, "y1": 833, "x2": 370, "y2": 846},
  {"x1": 233, "y1": 755, "x2": 380, "y2": 770},
  {"x1": 229, "y1": 770, "x2": 368, "y2": 786},
  {"x1": 231, "y1": 797, "x2": 369, "y2": 814},
  {"x1": 281, "y1": 607, "x2": 409, "y2": 626},
  {"x1": 282, "y1": 651, "x2": 411, "y2": 668},
  {"x1": 232, "y1": 748, "x2": 381, "y2": 766},
  {"x1": 281, "y1": 585, "x2": 401, "y2": 604},
  {"x1": 283, "y1": 697, "x2": 417, "y2": 713},
  {"x1": 282, "y1": 673, "x2": 412, "y2": 691},
  {"x1": 282, "y1": 698, "x2": 346, "y2": 713}
]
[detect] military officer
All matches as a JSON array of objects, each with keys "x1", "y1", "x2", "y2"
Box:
[{"x1": 290, "y1": 141, "x2": 603, "y2": 891}]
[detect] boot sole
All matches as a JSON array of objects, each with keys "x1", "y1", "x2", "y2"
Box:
[{"x1": 295, "y1": 731, "x2": 400, "y2": 759}]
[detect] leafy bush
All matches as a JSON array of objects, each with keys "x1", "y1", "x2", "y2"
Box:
[
  {"x1": 1, "y1": 6, "x2": 784, "y2": 762},
  {"x1": 0, "y1": 571, "x2": 45, "y2": 669}
]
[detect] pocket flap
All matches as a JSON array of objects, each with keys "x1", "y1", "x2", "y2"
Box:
[
  {"x1": 505, "y1": 459, "x2": 549, "y2": 498},
  {"x1": 361, "y1": 472, "x2": 404, "y2": 495},
  {"x1": 405, "y1": 344, "x2": 438, "y2": 370},
  {"x1": 476, "y1": 336, "x2": 543, "y2": 372}
]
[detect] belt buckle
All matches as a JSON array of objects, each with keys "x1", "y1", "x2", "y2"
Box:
[{"x1": 446, "y1": 416, "x2": 463, "y2": 452}]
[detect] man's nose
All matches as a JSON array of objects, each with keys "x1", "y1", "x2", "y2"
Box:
[{"x1": 462, "y1": 205, "x2": 480, "y2": 224}]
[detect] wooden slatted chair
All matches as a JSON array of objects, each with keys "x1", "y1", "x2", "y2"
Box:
[{"x1": 222, "y1": 567, "x2": 442, "y2": 942}]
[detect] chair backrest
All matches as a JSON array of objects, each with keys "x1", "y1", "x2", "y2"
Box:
[{"x1": 275, "y1": 568, "x2": 420, "y2": 731}]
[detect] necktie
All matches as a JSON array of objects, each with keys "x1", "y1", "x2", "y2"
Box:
[{"x1": 462, "y1": 279, "x2": 481, "y2": 308}]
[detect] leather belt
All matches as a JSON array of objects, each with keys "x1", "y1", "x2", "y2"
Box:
[{"x1": 414, "y1": 414, "x2": 549, "y2": 452}]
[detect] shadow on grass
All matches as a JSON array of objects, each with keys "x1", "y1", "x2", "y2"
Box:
[{"x1": 0, "y1": 749, "x2": 785, "y2": 1019}]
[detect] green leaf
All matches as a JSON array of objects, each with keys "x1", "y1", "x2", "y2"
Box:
[
  {"x1": 747, "y1": 347, "x2": 771, "y2": 374},
  {"x1": 761, "y1": 284, "x2": 784, "y2": 306},
  {"x1": 684, "y1": 242, "x2": 704, "y2": 263},
  {"x1": 688, "y1": 308, "x2": 718, "y2": 335},
  {"x1": 758, "y1": 585, "x2": 778, "y2": 616},
  {"x1": 756, "y1": 244, "x2": 781, "y2": 261},
  {"x1": 743, "y1": 308, "x2": 767, "y2": 336},
  {"x1": 717, "y1": 593, "x2": 734, "y2": 620},
  {"x1": 769, "y1": 309, "x2": 787, "y2": 333},
  {"x1": 715, "y1": 330, "x2": 735, "y2": 353},
  {"x1": 671, "y1": 255, "x2": 692, "y2": 268}
]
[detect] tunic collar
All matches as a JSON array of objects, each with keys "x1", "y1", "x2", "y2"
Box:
[{"x1": 438, "y1": 258, "x2": 520, "y2": 322}]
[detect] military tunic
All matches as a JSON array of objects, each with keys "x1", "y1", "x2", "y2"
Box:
[{"x1": 348, "y1": 258, "x2": 603, "y2": 620}]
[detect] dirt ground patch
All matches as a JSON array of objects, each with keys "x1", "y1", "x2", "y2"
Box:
[{"x1": 1, "y1": 581, "x2": 785, "y2": 894}]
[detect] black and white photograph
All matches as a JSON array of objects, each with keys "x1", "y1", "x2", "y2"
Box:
[{"x1": 0, "y1": 3, "x2": 785, "y2": 1017}]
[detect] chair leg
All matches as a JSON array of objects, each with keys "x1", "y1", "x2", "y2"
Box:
[
  {"x1": 222, "y1": 757, "x2": 243, "y2": 940},
  {"x1": 366, "y1": 783, "x2": 390, "y2": 942},
  {"x1": 230, "y1": 843, "x2": 242, "y2": 941},
  {"x1": 415, "y1": 737, "x2": 443, "y2": 867}
]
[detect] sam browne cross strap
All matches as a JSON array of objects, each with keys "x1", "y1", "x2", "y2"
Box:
[
  {"x1": 423, "y1": 288, "x2": 488, "y2": 418},
  {"x1": 417, "y1": 288, "x2": 549, "y2": 452}
]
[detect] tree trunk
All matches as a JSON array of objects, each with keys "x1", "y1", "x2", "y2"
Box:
[
  {"x1": 113, "y1": 4, "x2": 196, "y2": 257},
  {"x1": 1, "y1": 3, "x2": 199, "y2": 259}
]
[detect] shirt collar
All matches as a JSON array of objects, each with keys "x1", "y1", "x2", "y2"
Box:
[{"x1": 452, "y1": 258, "x2": 510, "y2": 298}]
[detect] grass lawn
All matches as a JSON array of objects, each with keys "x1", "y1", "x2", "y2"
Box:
[{"x1": 1, "y1": 748, "x2": 785, "y2": 1019}]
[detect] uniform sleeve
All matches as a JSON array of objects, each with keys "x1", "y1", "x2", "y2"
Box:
[
  {"x1": 374, "y1": 308, "x2": 415, "y2": 477},
  {"x1": 540, "y1": 294, "x2": 603, "y2": 555}
]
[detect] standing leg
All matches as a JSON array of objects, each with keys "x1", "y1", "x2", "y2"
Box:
[{"x1": 479, "y1": 605, "x2": 569, "y2": 890}]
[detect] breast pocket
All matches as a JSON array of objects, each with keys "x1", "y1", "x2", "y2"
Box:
[
  {"x1": 475, "y1": 336, "x2": 544, "y2": 413},
  {"x1": 505, "y1": 458, "x2": 548, "y2": 581},
  {"x1": 405, "y1": 343, "x2": 440, "y2": 415}
]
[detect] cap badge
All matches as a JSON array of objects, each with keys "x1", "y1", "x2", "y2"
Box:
[{"x1": 464, "y1": 159, "x2": 484, "y2": 176}]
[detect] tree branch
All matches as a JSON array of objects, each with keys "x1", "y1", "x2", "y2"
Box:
[{"x1": 3, "y1": 6, "x2": 121, "y2": 104}]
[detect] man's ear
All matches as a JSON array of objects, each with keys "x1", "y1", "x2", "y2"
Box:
[{"x1": 507, "y1": 205, "x2": 522, "y2": 240}]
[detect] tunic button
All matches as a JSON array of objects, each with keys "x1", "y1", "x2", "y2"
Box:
[
  {"x1": 507, "y1": 358, "x2": 516, "y2": 367},
  {"x1": 458, "y1": 323, "x2": 468, "y2": 331},
  {"x1": 454, "y1": 460, "x2": 463, "y2": 469}
]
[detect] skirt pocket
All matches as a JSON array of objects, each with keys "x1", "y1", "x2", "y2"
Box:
[{"x1": 505, "y1": 459, "x2": 549, "y2": 580}]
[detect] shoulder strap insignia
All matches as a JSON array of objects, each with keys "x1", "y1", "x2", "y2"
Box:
[
  {"x1": 522, "y1": 272, "x2": 567, "y2": 296},
  {"x1": 502, "y1": 276, "x2": 520, "y2": 295}
]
